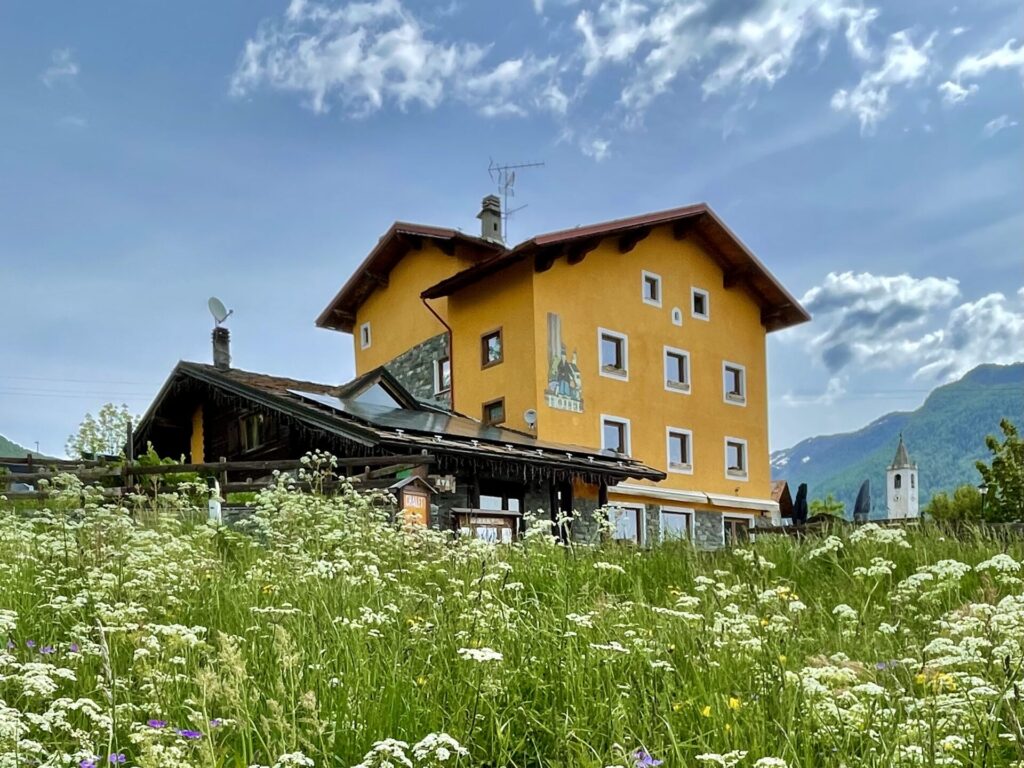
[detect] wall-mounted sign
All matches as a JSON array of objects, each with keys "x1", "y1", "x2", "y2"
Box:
[
  {"x1": 544, "y1": 312, "x2": 584, "y2": 413},
  {"x1": 402, "y1": 490, "x2": 429, "y2": 526}
]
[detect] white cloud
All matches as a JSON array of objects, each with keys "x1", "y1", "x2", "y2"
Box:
[
  {"x1": 574, "y1": 0, "x2": 882, "y2": 110},
  {"x1": 792, "y1": 271, "x2": 1024, "y2": 382},
  {"x1": 950, "y1": 26, "x2": 967, "y2": 37},
  {"x1": 231, "y1": 0, "x2": 563, "y2": 118},
  {"x1": 580, "y1": 136, "x2": 611, "y2": 161},
  {"x1": 952, "y1": 38, "x2": 1024, "y2": 82},
  {"x1": 983, "y1": 114, "x2": 1018, "y2": 138},
  {"x1": 781, "y1": 376, "x2": 847, "y2": 407},
  {"x1": 41, "y1": 48, "x2": 79, "y2": 88},
  {"x1": 937, "y1": 79, "x2": 976, "y2": 106},
  {"x1": 830, "y1": 29, "x2": 935, "y2": 133}
]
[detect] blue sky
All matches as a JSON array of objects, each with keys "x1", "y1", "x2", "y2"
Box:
[{"x1": 1, "y1": 0, "x2": 1022, "y2": 457}]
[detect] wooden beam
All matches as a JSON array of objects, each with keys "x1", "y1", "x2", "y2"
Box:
[
  {"x1": 365, "y1": 271, "x2": 390, "y2": 288},
  {"x1": 723, "y1": 267, "x2": 751, "y2": 289},
  {"x1": 402, "y1": 234, "x2": 424, "y2": 250},
  {"x1": 534, "y1": 248, "x2": 558, "y2": 273},
  {"x1": 437, "y1": 240, "x2": 456, "y2": 256},
  {"x1": 566, "y1": 239, "x2": 600, "y2": 265},
  {"x1": 617, "y1": 227, "x2": 651, "y2": 254},
  {"x1": 672, "y1": 219, "x2": 696, "y2": 240}
]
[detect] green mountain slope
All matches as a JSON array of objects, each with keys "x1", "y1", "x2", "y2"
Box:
[
  {"x1": 771, "y1": 363, "x2": 1024, "y2": 514},
  {"x1": 0, "y1": 433, "x2": 33, "y2": 457}
]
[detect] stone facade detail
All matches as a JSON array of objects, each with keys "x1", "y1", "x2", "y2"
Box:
[
  {"x1": 384, "y1": 333, "x2": 450, "y2": 407},
  {"x1": 693, "y1": 510, "x2": 724, "y2": 550}
]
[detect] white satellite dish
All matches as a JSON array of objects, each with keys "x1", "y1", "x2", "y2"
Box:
[
  {"x1": 208, "y1": 297, "x2": 233, "y2": 326},
  {"x1": 523, "y1": 409, "x2": 538, "y2": 428}
]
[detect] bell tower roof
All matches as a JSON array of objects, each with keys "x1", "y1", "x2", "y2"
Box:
[{"x1": 888, "y1": 434, "x2": 914, "y2": 469}]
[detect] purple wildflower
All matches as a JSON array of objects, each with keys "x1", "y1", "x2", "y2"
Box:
[
  {"x1": 40, "y1": 645, "x2": 55, "y2": 655},
  {"x1": 209, "y1": 718, "x2": 223, "y2": 728},
  {"x1": 79, "y1": 759, "x2": 98, "y2": 768},
  {"x1": 176, "y1": 728, "x2": 203, "y2": 740},
  {"x1": 632, "y1": 749, "x2": 663, "y2": 767},
  {"x1": 147, "y1": 719, "x2": 167, "y2": 729},
  {"x1": 107, "y1": 755, "x2": 126, "y2": 765},
  {"x1": 5, "y1": 639, "x2": 13, "y2": 650},
  {"x1": 26, "y1": 640, "x2": 36, "y2": 649},
  {"x1": 70, "y1": 642, "x2": 80, "y2": 653}
]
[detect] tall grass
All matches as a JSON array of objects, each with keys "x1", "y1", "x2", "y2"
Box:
[{"x1": 1, "y1": 471, "x2": 1023, "y2": 767}]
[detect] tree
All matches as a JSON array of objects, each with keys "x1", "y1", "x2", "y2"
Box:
[
  {"x1": 924, "y1": 484, "x2": 983, "y2": 522},
  {"x1": 975, "y1": 419, "x2": 1024, "y2": 522},
  {"x1": 66, "y1": 403, "x2": 136, "y2": 459},
  {"x1": 809, "y1": 493, "x2": 845, "y2": 518}
]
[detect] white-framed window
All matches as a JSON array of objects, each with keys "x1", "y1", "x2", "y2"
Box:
[
  {"x1": 598, "y1": 328, "x2": 629, "y2": 380},
  {"x1": 691, "y1": 288, "x2": 710, "y2": 320},
  {"x1": 725, "y1": 437, "x2": 748, "y2": 480},
  {"x1": 609, "y1": 503, "x2": 645, "y2": 544},
  {"x1": 723, "y1": 513, "x2": 755, "y2": 545},
  {"x1": 723, "y1": 361, "x2": 746, "y2": 405},
  {"x1": 660, "y1": 506, "x2": 693, "y2": 543},
  {"x1": 671, "y1": 307, "x2": 683, "y2": 326},
  {"x1": 359, "y1": 322, "x2": 372, "y2": 350},
  {"x1": 641, "y1": 271, "x2": 662, "y2": 307},
  {"x1": 664, "y1": 346, "x2": 691, "y2": 393},
  {"x1": 433, "y1": 356, "x2": 451, "y2": 395},
  {"x1": 666, "y1": 427, "x2": 693, "y2": 474},
  {"x1": 601, "y1": 414, "x2": 631, "y2": 456}
]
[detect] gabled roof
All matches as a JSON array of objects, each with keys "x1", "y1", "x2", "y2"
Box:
[
  {"x1": 315, "y1": 222, "x2": 504, "y2": 333},
  {"x1": 135, "y1": 361, "x2": 665, "y2": 483},
  {"x1": 421, "y1": 203, "x2": 810, "y2": 332}
]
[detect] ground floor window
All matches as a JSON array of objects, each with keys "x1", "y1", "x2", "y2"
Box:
[
  {"x1": 456, "y1": 511, "x2": 519, "y2": 543},
  {"x1": 660, "y1": 507, "x2": 693, "y2": 542},
  {"x1": 609, "y1": 504, "x2": 644, "y2": 544},
  {"x1": 723, "y1": 515, "x2": 752, "y2": 544}
]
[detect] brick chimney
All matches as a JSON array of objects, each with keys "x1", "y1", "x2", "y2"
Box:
[
  {"x1": 477, "y1": 195, "x2": 502, "y2": 244},
  {"x1": 212, "y1": 327, "x2": 231, "y2": 370}
]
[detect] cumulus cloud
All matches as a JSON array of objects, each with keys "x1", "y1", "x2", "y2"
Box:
[
  {"x1": 793, "y1": 271, "x2": 1024, "y2": 382},
  {"x1": 952, "y1": 38, "x2": 1024, "y2": 82},
  {"x1": 41, "y1": 48, "x2": 79, "y2": 88},
  {"x1": 574, "y1": 0, "x2": 882, "y2": 109},
  {"x1": 937, "y1": 79, "x2": 976, "y2": 106},
  {"x1": 580, "y1": 136, "x2": 611, "y2": 161},
  {"x1": 830, "y1": 30, "x2": 935, "y2": 133},
  {"x1": 983, "y1": 114, "x2": 1018, "y2": 138},
  {"x1": 230, "y1": 0, "x2": 564, "y2": 118}
]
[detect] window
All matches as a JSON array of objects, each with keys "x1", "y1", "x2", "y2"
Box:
[
  {"x1": 598, "y1": 328, "x2": 628, "y2": 380},
  {"x1": 359, "y1": 322, "x2": 372, "y2": 349},
  {"x1": 910, "y1": 475, "x2": 915, "y2": 489},
  {"x1": 692, "y1": 288, "x2": 710, "y2": 320},
  {"x1": 894, "y1": 473, "x2": 902, "y2": 489},
  {"x1": 723, "y1": 362, "x2": 746, "y2": 405},
  {"x1": 723, "y1": 515, "x2": 751, "y2": 544},
  {"x1": 601, "y1": 415, "x2": 631, "y2": 455},
  {"x1": 664, "y1": 347, "x2": 691, "y2": 392},
  {"x1": 725, "y1": 437, "x2": 748, "y2": 480},
  {"x1": 482, "y1": 397, "x2": 505, "y2": 426},
  {"x1": 660, "y1": 507, "x2": 693, "y2": 542},
  {"x1": 481, "y1": 329, "x2": 503, "y2": 368},
  {"x1": 609, "y1": 504, "x2": 644, "y2": 544},
  {"x1": 671, "y1": 307, "x2": 683, "y2": 326},
  {"x1": 434, "y1": 356, "x2": 451, "y2": 395},
  {"x1": 240, "y1": 413, "x2": 266, "y2": 452},
  {"x1": 642, "y1": 271, "x2": 662, "y2": 306},
  {"x1": 666, "y1": 428, "x2": 693, "y2": 474}
]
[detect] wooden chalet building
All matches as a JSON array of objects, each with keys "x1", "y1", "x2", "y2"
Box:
[{"x1": 134, "y1": 349, "x2": 664, "y2": 539}]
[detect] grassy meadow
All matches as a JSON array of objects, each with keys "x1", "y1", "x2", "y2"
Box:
[{"x1": 2, "y1": 464, "x2": 1024, "y2": 767}]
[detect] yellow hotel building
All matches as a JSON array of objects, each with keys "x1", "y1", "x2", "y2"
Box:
[{"x1": 317, "y1": 197, "x2": 809, "y2": 547}]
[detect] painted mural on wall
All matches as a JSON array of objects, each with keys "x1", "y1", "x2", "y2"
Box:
[{"x1": 545, "y1": 312, "x2": 584, "y2": 413}]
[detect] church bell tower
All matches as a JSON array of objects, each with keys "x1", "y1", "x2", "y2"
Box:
[{"x1": 886, "y1": 434, "x2": 919, "y2": 519}]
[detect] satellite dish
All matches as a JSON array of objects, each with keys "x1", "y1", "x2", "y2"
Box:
[
  {"x1": 208, "y1": 297, "x2": 232, "y2": 326},
  {"x1": 523, "y1": 409, "x2": 538, "y2": 428}
]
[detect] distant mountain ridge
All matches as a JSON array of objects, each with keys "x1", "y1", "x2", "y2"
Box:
[
  {"x1": 0, "y1": 433, "x2": 34, "y2": 458},
  {"x1": 771, "y1": 363, "x2": 1024, "y2": 514}
]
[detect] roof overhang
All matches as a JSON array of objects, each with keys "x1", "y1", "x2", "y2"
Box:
[
  {"x1": 422, "y1": 203, "x2": 810, "y2": 332},
  {"x1": 316, "y1": 222, "x2": 504, "y2": 333}
]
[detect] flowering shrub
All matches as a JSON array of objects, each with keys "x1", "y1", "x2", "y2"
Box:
[{"x1": 1, "y1": 469, "x2": 1023, "y2": 767}]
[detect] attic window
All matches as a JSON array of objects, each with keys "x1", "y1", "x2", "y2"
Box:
[
  {"x1": 692, "y1": 288, "x2": 710, "y2": 320},
  {"x1": 481, "y1": 329, "x2": 503, "y2": 368},
  {"x1": 642, "y1": 271, "x2": 662, "y2": 306},
  {"x1": 360, "y1": 322, "x2": 372, "y2": 350}
]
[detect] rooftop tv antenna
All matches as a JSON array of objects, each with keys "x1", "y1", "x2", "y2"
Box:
[
  {"x1": 208, "y1": 296, "x2": 233, "y2": 327},
  {"x1": 488, "y1": 158, "x2": 544, "y2": 241}
]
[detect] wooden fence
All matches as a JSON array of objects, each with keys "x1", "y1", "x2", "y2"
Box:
[{"x1": 0, "y1": 453, "x2": 434, "y2": 501}]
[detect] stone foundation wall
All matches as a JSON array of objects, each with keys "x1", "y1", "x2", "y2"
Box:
[
  {"x1": 694, "y1": 510, "x2": 724, "y2": 550},
  {"x1": 384, "y1": 333, "x2": 450, "y2": 407}
]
